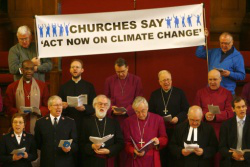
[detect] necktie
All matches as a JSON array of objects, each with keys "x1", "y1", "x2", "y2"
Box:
[
  {"x1": 237, "y1": 120, "x2": 244, "y2": 149},
  {"x1": 54, "y1": 117, "x2": 58, "y2": 129}
]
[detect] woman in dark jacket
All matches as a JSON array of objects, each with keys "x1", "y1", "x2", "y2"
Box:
[{"x1": 0, "y1": 113, "x2": 37, "y2": 167}]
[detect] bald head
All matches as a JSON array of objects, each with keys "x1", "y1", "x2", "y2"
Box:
[
  {"x1": 208, "y1": 69, "x2": 221, "y2": 90},
  {"x1": 158, "y1": 70, "x2": 172, "y2": 91},
  {"x1": 188, "y1": 106, "x2": 203, "y2": 128}
]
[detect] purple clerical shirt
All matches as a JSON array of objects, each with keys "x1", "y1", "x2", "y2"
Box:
[{"x1": 104, "y1": 73, "x2": 143, "y2": 128}]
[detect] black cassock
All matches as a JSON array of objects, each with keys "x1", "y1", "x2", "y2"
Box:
[
  {"x1": 168, "y1": 121, "x2": 218, "y2": 167},
  {"x1": 0, "y1": 131, "x2": 37, "y2": 167},
  {"x1": 80, "y1": 116, "x2": 124, "y2": 167},
  {"x1": 58, "y1": 79, "x2": 96, "y2": 132},
  {"x1": 34, "y1": 115, "x2": 78, "y2": 167}
]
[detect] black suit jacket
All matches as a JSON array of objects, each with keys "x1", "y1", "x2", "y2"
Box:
[
  {"x1": 219, "y1": 115, "x2": 250, "y2": 166},
  {"x1": 34, "y1": 115, "x2": 78, "y2": 167},
  {"x1": 0, "y1": 131, "x2": 37, "y2": 167},
  {"x1": 168, "y1": 121, "x2": 218, "y2": 167}
]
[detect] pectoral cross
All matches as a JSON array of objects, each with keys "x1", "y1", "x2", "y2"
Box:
[
  {"x1": 139, "y1": 138, "x2": 145, "y2": 147},
  {"x1": 163, "y1": 109, "x2": 168, "y2": 115},
  {"x1": 27, "y1": 94, "x2": 30, "y2": 99}
]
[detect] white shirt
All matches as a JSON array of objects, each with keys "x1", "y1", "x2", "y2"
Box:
[
  {"x1": 50, "y1": 114, "x2": 61, "y2": 125},
  {"x1": 14, "y1": 132, "x2": 23, "y2": 145}
]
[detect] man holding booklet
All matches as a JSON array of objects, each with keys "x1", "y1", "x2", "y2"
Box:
[
  {"x1": 79, "y1": 95, "x2": 124, "y2": 167},
  {"x1": 168, "y1": 106, "x2": 218, "y2": 167},
  {"x1": 219, "y1": 97, "x2": 250, "y2": 166},
  {"x1": 34, "y1": 95, "x2": 77, "y2": 167},
  {"x1": 4, "y1": 60, "x2": 49, "y2": 134},
  {"x1": 194, "y1": 69, "x2": 233, "y2": 138},
  {"x1": 123, "y1": 96, "x2": 168, "y2": 167}
]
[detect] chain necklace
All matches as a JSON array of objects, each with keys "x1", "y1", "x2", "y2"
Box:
[
  {"x1": 160, "y1": 87, "x2": 173, "y2": 115},
  {"x1": 118, "y1": 74, "x2": 129, "y2": 96},
  {"x1": 23, "y1": 86, "x2": 31, "y2": 100},
  {"x1": 94, "y1": 117, "x2": 107, "y2": 147},
  {"x1": 137, "y1": 113, "x2": 150, "y2": 147}
]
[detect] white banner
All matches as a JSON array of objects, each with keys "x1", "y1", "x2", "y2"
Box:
[{"x1": 35, "y1": 3, "x2": 205, "y2": 58}]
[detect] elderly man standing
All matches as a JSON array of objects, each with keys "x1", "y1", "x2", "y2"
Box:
[
  {"x1": 80, "y1": 95, "x2": 124, "y2": 167},
  {"x1": 194, "y1": 69, "x2": 233, "y2": 138},
  {"x1": 219, "y1": 97, "x2": 250, "y2": 166},
  {"x1": 149, "y1": 70, "x2": 189, "y2": 166},
  {"x1": 104, "y1": 58, "x2": 143, "y2": 128},
  {"x1": 196, "y1": 29, "x2": 245, "y2": 95},
  {"x1": 168, "y1": 106, "x2": 218, "y2": 167},
  {"x1": 34, "y1": 95, "x2": 78, "y2": 167},
  {"x1": 4, "y1": 60, "x2": 49, "y2": 134},
  {"x1": 8, "y1": 25, "x2": 52, "y2": 82},
  {"x1": 123, "y1": 96, "x2": 168, "y2": 167}
]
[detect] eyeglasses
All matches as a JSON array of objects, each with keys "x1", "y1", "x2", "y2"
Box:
[
  {"x1": 18, "y1": 37, "x2": 29, "y2": 42},
  {"x1": 220, "y1": 41, "x2": 232, "y2": 45},
  {"x1": 13, "y1": 121, "x2": 24, "y2": 124},
  {"x1": 70, "y1": 66, "x2": 81, "y2": 69},
  {"x1": 135, "y1": 109, "x2": 148, "y2": 115},
  {"x1": 189, "y1": 119, "x2": 201, "y2": 123},
  {"x1": 52, "y1": 104, "x2": 63, "y2": 107},
  {"x1": 160, "y1": 79, "x2": 171, "y2": 83},
  {"x1": 97, "y1": 102, "x2": 109, "y2": 107}
]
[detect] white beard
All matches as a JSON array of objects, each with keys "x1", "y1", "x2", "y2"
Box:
[{"x1": 96, "y1": 108, "x2": 107, "y2": 119}]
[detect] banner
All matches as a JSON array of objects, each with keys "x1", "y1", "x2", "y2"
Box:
[{"x1": 35, "y1": 3, "x2": 205, "y2": 58}]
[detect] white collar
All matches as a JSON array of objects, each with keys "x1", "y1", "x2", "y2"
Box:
[
  {"x1": 14, "y1": 132, "x2": 23, "y2": 137},
  {"x1": 50, "y1": 114, "x2": 61, "y2": 122},
  {"x1": 187, "y1": 127, "x2": 198, "y2": 142},
  {"x1": 236, "y1": 115, "x2": 246, "y2": 123},
  {"x1": 72, "y1": 77, "x2": 81, "y2": 83}
]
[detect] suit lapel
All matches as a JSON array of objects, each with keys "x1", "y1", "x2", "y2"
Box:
[
  {"x1": 10, "y1": 132, "x2": 19, "y2": 146},
  {"x1": 231, "y1": 117, "x2": 238, "y2": 148},
  {"x1": 19, "y1": 132, "x2": 27, "y2": 147},
  {"x1": 242, "y1": 116, "x2": 250, "y2": 149}
]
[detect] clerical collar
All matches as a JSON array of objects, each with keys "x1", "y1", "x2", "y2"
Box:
[
  {"x1": 187, "y1": 126, "x2": 198, "y2": 142},
  {"x1": 236, "y1": 115, "x2": 246, "y2": 123},
  {"x1": 72, "y1": 77, "x2": 81, "y2": 83},
  {"x1": 162, "y1": 87, "x2": 171, "y2": 93}
]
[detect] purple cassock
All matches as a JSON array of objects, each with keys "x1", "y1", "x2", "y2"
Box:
[
  {"x1": 104, "y1": 73, "x2": 143, "y2": 129},
  {"x1": 123, "y1": 113, "x2": 168, "y2": 167}
]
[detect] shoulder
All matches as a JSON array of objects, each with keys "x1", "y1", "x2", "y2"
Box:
[
  {"x1": 149, "y1": 112, "x2": 162, "y2": 120},
  {"x1": 80, "y1": 79, "x2": 95, "y2": 87},
  {"x1": 1, "y1": 132, "x2": 12, "y2": 139},
  {"x1": 124, "y1": 114, "x2": 137, "y2": 124},
  {"x1": 36, "y1": 115, "x2": 50, "y2": 123},
  {"x1": 175, "y1": 121, "x2": 188, "y2": 131},
  {"x1": 219, "y1": 87, "x2": 232, "y2": 95},
  {"x1": 23, "y1": 132, "x2": 35, "y2": 139},
  {"x1": 35, "y1": 79, "x2": 47, "y2": 87},
  {"x1": 172, "y1": 87, "x2": 185, "y2": 94},
  {"x1": 129, "y1": 73, "x2": 141, "y2": 81},
  {"x1": 105, "y1": 74, "x2": 117, "y2": 82},
  {"x1": 7, "y1": 80, "x2": 19, "y2": 89},
  {"x1": 9, "y1": 44, "x2": 19, "y2": 53},
  {"x1": 232, "y1": 47, "x2": 243, "y2": 57}
]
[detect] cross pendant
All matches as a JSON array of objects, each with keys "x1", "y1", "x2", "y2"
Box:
[
  {"x1": 139, "y1": 138, "x2": 145, "y2": 147},
  {"x1": 27, "y1": 95, "x2": 30, "y2": 99},
  {"x1": 163, "y1": 109, "x2": 168, "y2": 115}
]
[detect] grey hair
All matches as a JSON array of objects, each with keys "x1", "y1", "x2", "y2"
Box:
[
  {"x1": 188, "y1": 105, "x2": 203, "y2": 118},
  {"x1": 158, "y1": 70, "x2": 171, "y2": 80},
  {"x1": 132, "y1": 96, "x2": 148, "y2": 110},
  {"x1": 17, "y1": 25, "x2": 31, "y2": 36},
  {"x1": 48, "y1": 95, "x2": 62, "y2": 106},
  {"x1": 92, "y1": 94, "x2": 111, "y2": 108},
  {"x1": 219, "y1": 32, "x2": 233, "y2": 41}
]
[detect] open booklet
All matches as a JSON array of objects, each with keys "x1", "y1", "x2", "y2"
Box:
[
  {"x1": 230, "y1": 148, "x2": 250, "y2": 154},
  {"x1": 89, "y1": 134, "x2": 114, "y2": 144},
  {"x1": 163, "y1": 114, "x2": 172, "y2": 123},
  {"x1": 130, "y1": 136, "x2": 155, "y2": 153},
  {"x1": 58, "y1": 139, "x2": 73, "y2": 148},
  {"x1": 11, "y1": 147, "x2": 26, "y2": 156},
  {"x1": 67, "y1": 94, "x2": 87, "y2": 107},
  {"x1": 20, "y1": 106, "x2": 41, "y2": 115},
  {"x1": 114, "y1": 107, "x2": 127, "y2": 113},
  {"x1": 184, "y1": 142, "x2": 199, "y2": 152},
  {"x1": 214, "y1": 67, "x2": 224, "y2": 72},
  {"x1": 208, "y1": 105, "x2": 221, "y2": 114}
]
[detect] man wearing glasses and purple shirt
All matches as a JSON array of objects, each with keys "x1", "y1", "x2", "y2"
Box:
[{"x1": 195, "y1": 28, "x2": 245, "y2": 95}]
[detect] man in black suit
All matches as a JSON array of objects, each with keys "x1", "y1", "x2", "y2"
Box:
[
  {"x1": 34, "y1": 95, "x2": 78, "y2": 167},
  {"x1": 219, "y1": 97, "x2": 250, "y2": 166},
  {"x1": 168, "y1": 105, "x2": 218, "y2": 167}
]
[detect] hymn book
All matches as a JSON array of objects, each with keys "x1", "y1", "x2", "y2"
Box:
[
  {"x1": 230, "y1": 148, "x2": 250, "y2": 154},
  {"x1": 11, "y1": 147, "x2": 26, "y2": 156},
  {"x1": 89, "y1": 134, "x2": 114, "y2": 144},
  {"x1": 184, "y1": 142, "x2": 199, "y2": 152},
  {"x1": 208, "y1": 105, "x2": 221, "y2": 114},
  {"x1": 163, "y1": 115, "x2": 172, "y2": 123},
  {"x1": 130, "y1": 136, "x2": 155, "y2": 153},
  {"x1": 114, "y1": 107, "x2": 127, "y2": 113},
  {"x1": 67, "y1": 94, "x2": 87, "y2": 107},
  {"x1": 214, "y1": 67, "x2": 224, "y2": 72},
  {"x1": 58, "y1": 139, "x2": 73, "y2": 148},
  {"x1": 20, "y1": 106, "x2": 41, "y2": 115}
]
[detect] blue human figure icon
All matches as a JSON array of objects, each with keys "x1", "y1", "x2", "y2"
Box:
[
  {"x1": 173, "y1": 15, "x2": 179, "y2": 28},
  {"x1": 64, "y1": 23, "x2": 70, "y2": 36},
  {"x1": 194, "y1": 14, "x2": 202, "y2": 26},
  {"x1": 52, "y1": 23, "x2": 57, "y2": 37},
  {"x1": 38, "y1": 24, "x2": 44, "y2": 38},
  {"x1": 45, "y1": 24, "x2": 50, "y2": 37},
  {"x1": 58, "y1": 24, "x2": 64, "y2": 36},
  {"x1": 187, "y1": 15, "x2": 193, "y2": 27},
  {"x1": 165, "y1": 17, "x2": 172, "y2": 28},
  {"x1": 180, "y1": 15, "x2": 186, "y2": 27}
]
